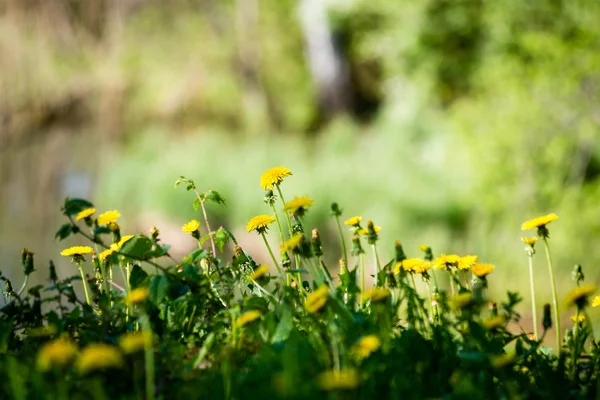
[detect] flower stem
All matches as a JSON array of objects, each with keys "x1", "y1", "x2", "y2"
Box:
[
  {"x1": 543, "y1": 237, "x2": 561, "y2": 355},
  {"x1": 372, "y1": 244, "x2": 382, "y2": 287},
  {"x1": 139, "y1": 313, "x2": 155, "y2": 400},
  {"x1": 261, "y1": 233, "x2": 282, "y2": 274},
  {"x1": 78, "y1": 264, "x2": 91, "y2": 305},
  {"x1": 360, "y1": 253, "x2": 365, "y2": 304},
  {"x1": 270, "y1": 204, "x2": 286, "y2": 243},
  {"x1": 334, "y1": 215, "x2": 349, "y2": 267},
  {"x1": 527, "y1": 253, "x2": 539, "y2": 340}
]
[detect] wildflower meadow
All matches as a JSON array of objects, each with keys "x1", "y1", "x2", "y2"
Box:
[{"x1": 1, "y1": 167, "x2": 599, "y2": 400}]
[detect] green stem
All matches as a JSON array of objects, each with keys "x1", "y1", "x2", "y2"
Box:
[
  {"x1": 360, "y1": 253, "x2": 365, "y2": 304},
  {"x1": 372, "y1": 244, "x2": 381, "y2": 287},
  {"x1": 261, "y1": 233, "x2": 282, "y2": 274},
  {"x1": 334, "y1": 215, "x2": 349, "y2": 267},
  {"x1": 16, "y1": 275, "x2": 30, "y2": 297},
  {"x1": 572, "y1": 308, "x2": 580, "y2": 379},
  {"x1": 270, "y1": 204, "x2": 286, "y2": 243},
  {"x1": 527, "y1": 253, "x2": 539, "y2": 340},
  {"x1": 543, "y1": 237, "x2": 561, "y2": 356},
  {"x1": 78, "y1": 264, "x2": 91, "y2": 305},
  {"x1": 276, "y1": 185, "x2": 293, "y2": 236},
  {"x1": 140, "y1": 314, "x2": 155, "y2": 400}
]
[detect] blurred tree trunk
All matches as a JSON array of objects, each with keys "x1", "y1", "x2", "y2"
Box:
[{"x1": 297, "y1": 0, "x2": 350, "y2": 120}]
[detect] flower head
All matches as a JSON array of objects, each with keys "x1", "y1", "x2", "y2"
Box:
[
  {"x1": 118, "y1": 331, "x2": 153, "y2": 354},
  {"x1": 592, "y1": 295, "x2": 600, "y2": 308},
  {"x1": 236, "y1": 310, "x2": 261, "y2": 327},
  {"x1": 281, "y1": 233, "x2": 304, "y2": 253},
  {"x1": 99, "y1": 248, "x2": 115, "y2": 262},
  {"x1": 77, "y1": 343, "x2": 123, "y2": 374},
  {"x1": 571, "y1": 315, "x2": 585, "y2": 324},
  {"x1": 419, "y1": 244, "x2": 430, "y2": 252},
  {"x1": 362, "y1": 287, "x2": 391, "y2": 303},
  {"x1": 249, "y1": 265, "x2": 270, "y2": 281},
  {"x1": 117, "y1": 235, "x2": 134, "y2": 248},
  {"x1": 351, "y1": 335, "x2": 381, "y2": 360},
  {"x1": 482, "y1": 316, "x2": 505, "y2": 330},
  {"x1": 396, "y1": 258, "x2": 425, "y2": 274},
  {"x1": 305, "y1": 285, "x2": 329, "y2": 313},
  {"x1": 182, "y1": 219, "x2": 201, "y2": 233},
  {"x1": 260, "y1": 166, "x2": 292, "y2": 190},
  {"x1": 357, "y1": 225, "x2": 381, "y2": 236},
  {"x1": 344, "y1": 216, "x2": 362, "y2": 227},
  {"x1": 317, "y1": 369, "x2": 360, "y2": 391},
  {"x1": 521, "y1": 213, "x2": 558, "y2": 231},
  {"x1": 125, "y1": 287, "x2": 150, "y2": 305},
  {"x1": 246, "y1": 215, "x2": 276, "y2": 234},
  {"x1": 434, "y1": 254, "x2": 460, "y2": 270},
  {"x1": 97, "y1": 210, "x2": 121, "y2": 226},
  {"x1": 37, "y1": 338, "x2": 78, "y2": 371},
  {"x1": 75, "y1": 208, "x2": 96, "y2": 221},
  {"x1": 521, "y1": 237, "x2": 538, "y2": 246},
  {"x1": 458, "y1": 255, "x2": 478, "y2": 270},
  {"x1": 60, "y1": 246, "x2": 95, "y2": 257},
  {"x1": 284, "y1": 195, "x2": 314, "y2": 215},
  {"x1": 564, "y1": 284, "x2": 596, "y2": 309},
  {"x1": 472, "y1": 263, "x2": 495, "y2": 278}
]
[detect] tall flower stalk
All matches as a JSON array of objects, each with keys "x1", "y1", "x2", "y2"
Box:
[{"x1": 522, "y1": 237, "x2": 539, "y2": 340}]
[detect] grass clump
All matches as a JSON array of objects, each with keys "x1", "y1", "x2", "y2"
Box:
[{"x1": 1, "y1": 167, "x2": 599, "y2": 400}]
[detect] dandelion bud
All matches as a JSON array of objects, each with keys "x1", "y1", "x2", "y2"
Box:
[
  {"x1": 49, "y1": 260, "x2": 58, "y2": 282},
  {"x1": 150, "y1": 226, "x2": 160, "y2": 241},
  {"x1": 543, "y1": 303, "x2": 552, "y2": 330},
  {"x1": 4, "y1": 278, "x2": 13, "y2": 294},
  {"x1": 312, "y1": 229, "x2": 323, "y2": 257},
  {"x1": 339, "y1": 258, "x2": 347, "y2": 275},
  {"x1": 488, "y1": 301, "x2": 498, "y2": 317},
  {"x1": 22, "y1": 249, "x2": 34, "y2": 276},
  {"x1": 263, "y1": 189, "x2": 276, "y2": 206},
  {"x1": 109, "y1": 222, "x2": 121, "y2": 243},
  {"x1": 351, "y1": 234, "x2": 364, "y2": 256},
  {"x1": 330, "y1": 202, "x2": 342, "y2": 217},
  {"x1": 281, "y1": 251, "x2": 292, "y2": 269},
  {"x1": 572, "y1": 264, "x2": 585, "y2": 285},
  {"x1": 367, "y1": 221, "x2": 378, "y2": 244},
  {"x1": 394, "y1": 241, "x2": 406, "y2": 262}
]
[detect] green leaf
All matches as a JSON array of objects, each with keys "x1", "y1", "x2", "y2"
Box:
[
  {"x1": 55, "y1": 224, "x2": 73, "y2": 240},
  {"x1": 193, "y1": 198, "x2": 200, "y2": 211},
  {"x1": 149, "y1": 275, "x2": 169, "y2": 304},
  {"x1": 119, "y1": 235, "x2": 154, "y2": 260},
  {"x1": 271, "y1": 306, "x2": 293, "y2": 343},
  {"x1": 204, "y1": 189, "x2": 226, "y2": 206},
  {"x1": 129, "y1": 265, "x2": 149, "y2": 289},
  {"x1": 182, "y1": 248, "x2": 207, "y2": 264},
  {"x1": 93, "y1": 226, "x2": 111, "y2": 236},
  {"x1": 63, "y1": 198, "x2": 94, "y2": 215},
  {"x1": 214, "y1": 227, "x2": 229, "y2": 252},
  {"x1": 221, "y1": 227, "x2": 238, "y2": 245},
  {"x1": 193, "y1": 332, "x2": 215, "y2": 369}
]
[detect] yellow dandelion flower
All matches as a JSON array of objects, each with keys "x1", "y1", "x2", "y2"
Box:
[
  {"x1": 357, "y1": 226, "x2": 381, "y2": 235},
  {"x1": 317, "y1": 369, "x2": 360, "y2": 391},
  {"x1": 283, "y1": 195, "x2": 314, "y2": 213},
  {"x1": 182, "y1": 219, "x2": 201, "y2": 233},
  {"x1": 260, "y1": 166, "x2": 293, "y2": 190},
  {"x1": 97, "y1": 210, "x2": 121, "y2": 226},
  {"x1": 60, "y1": 246, "x2": 95, "y2": 257},
  {"x1": 521, "y1": 237, "x2": 538, "y2": 246},
  {"x1": 249, "y1": 265, "x2": 269, "y2": 280},
  {"x1": 362, "y1": 287, "x2": 391, "y2": 303},
  {"x1": 118, "y1": 331, "x2": 153, "y2": 354},
  {"x1": 281, "y1": 233, "x2": 304, "y2": 253},
  {"x1": 344, "y1": 216, "x2": 362, "y2": 227},
  {"x1": 235, "y1": 310, "x2": 261, "y2": 327},
  {"x1": 451, "y1": 292, "x2": 473, "y2": 309},
  {"x1": 419, "y1": 244, "x2": 430, "y2": 252},
  {"x1": 37, "y1": 338, "x2": 78, "y2": 371},
  {"x1": 434, "y1": 254, "x2": 460, "y2": 270},
  {"x1": 75, "y1": 208, "x2": 96, "y2": 221},
  {"x1": 564, "y1": 284, "x2": 596, "y2": 308},
  {"x1": 351, "y1": 335, "x2": 381, "y2": 359},
  {"x1": 571, "y1": 315, "x2": 585, "y2": 324},
  {"x1": 99, "y1": 248, "x2": 115, "y2": 262},
  {"x1": 458, "y1": 255, "x2": 478, "y2": 270},
  {"x1": 246, "y1": 215, "x2": 276, "y2": 233},
  {"x1": 592, "y1": 295, "x2": 600, "y2": 308},
  {"x1": 77, "y1": 343, "x2": 123, "y2": 374},
  {"x1": 521, "y1": 213, "x2": 558, "y2": 231},
  {"x1": 305, "y1": 285, "x2": 329, "y2": 313},
  {"x1": 125, "y1": 287, "x2": 150, "y2": 305},
  {"x1": 491, "y1": 352, "x2": 516, "y2": 368},
  {"x1": 117, "y1": 234, "x2": 135, "y2": 248},
  {"x1": 399, "y1": 258, "x2": 425, "y2": 274},
  {"x1": 472, "y1": 263, "x2": 495, "y2": 278},
  {"x1": 482, "y1": 316, "x2": 505, "y2": 330}
]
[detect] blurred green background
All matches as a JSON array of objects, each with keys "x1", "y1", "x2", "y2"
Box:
[{"x1": 1, "y1": 0, "x2": 600, "y2": 326}]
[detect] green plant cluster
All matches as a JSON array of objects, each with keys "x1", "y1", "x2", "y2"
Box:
[{"x1": 1, "y1": 171, "x2": 599, "y2": 400}]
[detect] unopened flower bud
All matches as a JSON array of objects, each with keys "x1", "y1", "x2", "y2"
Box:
[
  {"x1": 49, "y1": 260, "x2": 58, "y2": 282},
  {"x1": 4, "y1": 278, "x2": 13, "y2": 294},
  {"x1": 367, "y1": 221, "x2": 378, "y2": 244},
  {"x1": 543, "y1": 304, "x2": 552, "y2": 330},
  {"x1": 263, "y1": 189, "x2": 276, "y2": 206},
  {"x1": 330, "y1": 202, "x2": 342, "y2": 217},
  {"x1": 311, "y1": 229, "x2": 323, "y2": 257},
  {"x1": 351, "y1": 234, "x2": 364, "y2": 256},
  {"x1": 395, "y1": 241, "x2": 406, "y2": 262},
  {"x1": 572, "y1": 264, "x2": 585, "y2": 285},
  {"x1": 150, "y1": 226, "x2": 160, "y2": 241},
  {"x1": 22, "y1": 249, "x2": 34, "y2": 276},
  {"x1": 339, "y1": 258, "x2": 347, "y2": 275},
  {"x1": 281, "y1": 251, "x2": 291, "y2": 269}
]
